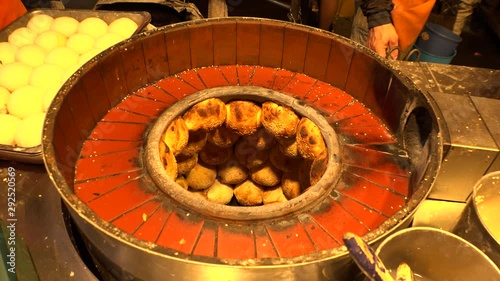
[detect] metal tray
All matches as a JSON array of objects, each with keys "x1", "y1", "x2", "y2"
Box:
[{"x1": 0, "y1": 9, "x2": 151, "y2": 164}]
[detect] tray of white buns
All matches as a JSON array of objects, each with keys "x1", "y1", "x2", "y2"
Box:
[{"x1": 0, "y1": 9, "x2": 151, "y2": 163}]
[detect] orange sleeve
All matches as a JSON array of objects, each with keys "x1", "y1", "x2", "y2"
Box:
[{"x1": 0, "y1": 0, "x2": 27, "y2": 30}]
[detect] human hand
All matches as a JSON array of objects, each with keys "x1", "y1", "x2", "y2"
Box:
[{"x1": 367, "y1": 23, "x2": 399, "y2": 59}]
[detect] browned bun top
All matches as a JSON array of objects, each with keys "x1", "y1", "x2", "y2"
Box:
[
  {"x1": 183, "y1": 98, "x2": 226, "y2": 132},
  {"x1": 261, "y1": 101, "x2": 300, "y2": 139},
  {"x1": 159, "y1": 139, "x2": 178, "y2": 181},
  {"x1": 296, "y1": 117, "x2": 326, "y2": 160},
  {"x1": 179, "y1": 130, "x2": 207, "y2": 157},
  {"x1": 199, "y1": 141, "x2": 233, "y2": 166},
  {"x1": 310, "y1": 150, "x2": 328, "y2": 186},
  {"x1": 225, "y1": 100, "x2": 262, "y2": 135},
  {"x1": 207, "y1": 125, "x2": 240, "y2": 148},
  {"x1": 163, "y1": 117, "x2": 189, "y2": 156}
]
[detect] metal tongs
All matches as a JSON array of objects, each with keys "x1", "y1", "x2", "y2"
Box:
[
  {"x1": 343, "y1": 232, "x2": 415, "y2": 281},
  {"x1": 386, "y1": 46, "x2": 421, "y2": 62}
]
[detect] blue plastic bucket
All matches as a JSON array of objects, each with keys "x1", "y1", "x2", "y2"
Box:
[
  {"x1": 415, "y1": 23, "x2": 462, "y2": 57},
  {"x1": 409, "y1": 46, "x2": 457, "y2": 64}
]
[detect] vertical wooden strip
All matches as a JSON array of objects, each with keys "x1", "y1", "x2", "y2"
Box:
[
  {"x1": 81, "y1": 66, "x2": 110, "y2": 122},
  {"x1": 236, "y1": 20, "x2": 260, "y2": 65},
  {"x1": 382, "y1": 76, "x2": 408, "y2": 133},
  {"x1": 141, "y1": 32, "x2": 169, "y2": 83},
  {"x1": 362, "y1": 64, "x2": 392, "y2": 117},
  {"x1": 166, "y1": 27, "x2": 192, "y2": 74},
  {"x1": 324, "y1": 40, "x2": 354, "y2": 90},
  {"x1": 213, "y1": 21, "x2": 237, "y2": 65},
  {"x1": 120, "y1": 42, "x2": 148, "y2": 93},
  {"x1": 344, "y1": 50, "x2": 377, "y2": 102},
  {"x1": 282, "y1": 25, "x2": 309, "y2": 73},
  {"x1": 259, "y1": 22, "x2": 285, "y2": 68},
  {"x1": 189, "y1": 23, "x2": 214, "y2": 68},
  {"x1": 303, "y1": 32, "x2": 332, "y2": 81},
  {"x1": 99, "y1": 50, "x2": 129, "y2": 107},
  {"x1": 66, "y1": 82, "x2": 95, "y2": 140}
]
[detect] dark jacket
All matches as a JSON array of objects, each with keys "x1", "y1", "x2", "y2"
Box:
[{"x1": 359, "y1": 0, "x2": 394, "y2": 29}]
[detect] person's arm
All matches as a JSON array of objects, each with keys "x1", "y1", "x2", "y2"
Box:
[
  {"x1": 359, "y1": 0, "x2": 399, "y2": 59},
  {"x1": 319, "y1": 0, "x2": 339, "y2": 31}
]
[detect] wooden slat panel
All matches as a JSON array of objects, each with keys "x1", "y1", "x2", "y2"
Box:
[
  {"x1": 189, "y1": 23, "x2": 214, "y2": 68},
  {"x1": 259, "y1": 22, "x2": 285, "y2": 68},
  {"x1": 236, "y1": 20, "x2": 260, "y2": 65},
  {"x1": 213, "y1": 21, "x2": 237, "y2": 65},
  {"x1": 282, "y1": 25, "x2": 309, "y2": 73},
  {"x1": 141, "y1": 32, "x2": 169, "y2": 83},
  {"x1": 166, "y1": 27, "x2": 192, "y2": 74}
]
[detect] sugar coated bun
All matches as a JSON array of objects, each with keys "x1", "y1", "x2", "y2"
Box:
[
  {"x1": 225, "y1": 101, "x2": 262, "y2": 135},
  {"x1": 94, "y1": 33, "x2": 123, "y2": 51},
  {"x1": 217, "y1": 157, "x2": 248, "y2": 185},
  {"x1": 42, "y1": 87, "x2": 59, "y2": 112},
  {"x1": 34, "y1": 30, "x2": 67, "y2": 51},
  {"x1": 0, "y1": 42, "x2": 17, "y2": 64},
  {"x1": 263, "y1": 186, "x2": 288, "y2": 205},
  {"x1": 45, "y1": 47, "x2": 79, "y2": 69},
  {"x1": 7, "y1": 85, "x2": 44, "y2": 119},
  {"x1": 0, "y1": 62, "x2": 33, "y2": 92},
  {"x1": 310, "y1": 150, "x2": 329, "y2": 186},
  {"x1": 250, "y1": 161, "x2": 282, "y2": 187},
  {"x1": 163, "y1": 117, "x2": 189, "y2": 156},
  {"x1": 183, "y1": 98, "x2": 226, "y2": 132},
  {"x1": 0, "y1": 114, "x2": 21, "y2": 145},
  {"x1": 108, "y1": 17, "x2": 138, "y2": 38},
  {"x1": 234, "y1": 180, "x2": 264, "y2": 206},
  {"x1": 14, "y1": 112, "x2": 46, "y2": 148},
  {"x1": 159, "y1": 140, "x2": 178, "y2": 180},
  {"x1": 281, "y1": 172, "x2": 302, "y2": 200},
  {"x1": 30, "y1": 64, "x2": 63, "y2": 89},
  {"x1": 78, "y1": 17, "x2": 109, "y2": 38},
  {"x1": 186, "y1": 161, "x2": 217, "y2": 190},
  {"x1": 8, "y1": 27, "x2": 37, "y2": 47},
  {"x1": 296, "y1": 117, "x2": 326, "y2": 159},
  {"x1": 50, "y1": 16, "x2": 79, "y2": 37},
  {"x1": 206, "y1": 179, "x2": 234, "y2": 205},
  {"x1": 66, "y1": 33, "x2": 95, "y2": 54},
  {"x1": 261, "y1": 101, "x2": 300, "y2": 139},
  {"x1": 0, "y1": 87, "x2": 10, "y2": 114},
  {"x1": 16, "y1": 44, "x2": 47, "y2": 67},
  {"x1": 27, "y1": 14, "x2": 54, "y2": 33}
]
